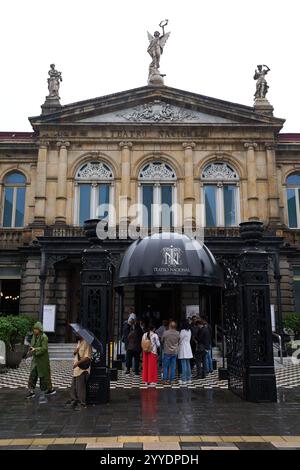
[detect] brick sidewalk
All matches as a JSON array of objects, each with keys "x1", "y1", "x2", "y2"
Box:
[{"x1": 0, "y1": 435, "x2": 300, "y2": 450}]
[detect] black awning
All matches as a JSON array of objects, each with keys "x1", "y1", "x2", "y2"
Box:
[{"x1": 117, "y1": 232, "x2": 223, "y2": 287}]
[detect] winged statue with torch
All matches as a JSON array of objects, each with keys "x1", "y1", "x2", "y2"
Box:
[{"x1": 147, "y1": 20, "x2": 170, "y2": 85}]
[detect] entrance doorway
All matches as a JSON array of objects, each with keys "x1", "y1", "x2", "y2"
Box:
[
  {"x1": 0, "y1": 279, "x2": 20, "y2": 315},
  {"x1": 135, "y1": 285, "x2": 181, "y2": 327}
]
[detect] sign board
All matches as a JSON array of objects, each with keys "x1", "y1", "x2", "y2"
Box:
[
  {"x1": 43, "y1": 305, "x2": 56, "y2": 333},
  {"x1": 186, "y1": 305, "x2": 200, "y2": 319},
  {"x1": 270, "y1": 304, "x2": 276, "y2": 332}
]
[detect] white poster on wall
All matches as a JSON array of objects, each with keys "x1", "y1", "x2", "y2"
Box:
[
  {"x1": 43, "y1": 305, "x2": 56, "y2": 333},
  {"x1": 186, "y1": 305, "x2": 200, "y2": 319},
  {"x1": 270, "y1": 304, "x2": 276, "y2": 332}
]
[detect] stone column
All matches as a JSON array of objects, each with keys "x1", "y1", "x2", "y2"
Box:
[
  {"x1": 244, "y1": 142, "x2": 258, "y2": 221},
  {"x1": 33, "y1": 141, "x2": 49, "y2": 226},
  {"x1": 55, "y1": 141, "x2": 70, "y2": 225},
  {"x1": 119, "y1": 141, "x2": 132, "y2": 224},
  {"x1": 265, "y1": 142, "x2": 280, "y2": 224},
  {"x1": 277, "y1": 165, "x2": 284, "y2": 224},
  {"x1": 183, "y1": 142, "x2": 196, "y2": 226}
]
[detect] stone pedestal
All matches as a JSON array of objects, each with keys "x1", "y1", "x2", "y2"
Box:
[
  {"x1": 148, "y1": 67, "x2": 165, "y2": 86},
  {"x1": 41, "y1": 96, "x2": 62, "y2": 115},
  {"x1": 254, "y1": 98, "x2": 274, "y2": 116}
]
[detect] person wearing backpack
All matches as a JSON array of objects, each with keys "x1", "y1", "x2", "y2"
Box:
[{"x1": 141, "y1": 324, "x2": 160, "y2": 386}]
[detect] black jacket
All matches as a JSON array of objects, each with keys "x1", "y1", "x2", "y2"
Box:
[
  {"x1": 122, "y1": 322, "x2": 131, "y2": 348},
  {"x1": 197, "y1": 325, "x2": 211, "y2": 350}
]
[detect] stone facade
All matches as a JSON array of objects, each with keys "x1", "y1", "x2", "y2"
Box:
[{"x1": 0, "y1": 85, "x2": 299, "y2": 341}]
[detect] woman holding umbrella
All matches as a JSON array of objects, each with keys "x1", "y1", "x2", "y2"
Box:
[{"x1": 68, "y1": 330, "x2": 92, "y2": 410}]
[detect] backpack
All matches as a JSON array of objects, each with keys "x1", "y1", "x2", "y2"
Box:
[{"x1": 141, "y1": 334, "x2": 152, "y2": 353}]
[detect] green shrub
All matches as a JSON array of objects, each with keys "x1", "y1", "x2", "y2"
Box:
[
  {"x1": 283, "y1": 313, "x2": 300, "y2": 335},
  {"x1": 0, "y1": 315, "x2": 34, "y2": 350},
  {"x1": 0, "y1": 317, "x2": 16, "y2": 349}
]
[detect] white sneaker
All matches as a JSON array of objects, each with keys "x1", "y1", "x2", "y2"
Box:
[
  {"x1": 181, "y1": 381, "x2": 187, "y2": 386},
  {"x1": 187, "y1": 380, "x2": 192, "y2": 384},
  {"x1": 148, "y1": 382, "x2": 157, "y2": 387},
  {"x1": 179, "y1": 379, "x2": 183, "y2": 384}
]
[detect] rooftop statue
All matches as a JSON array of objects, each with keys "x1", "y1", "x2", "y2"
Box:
[
  {"x1": 254, "y1": 64, "x2": 270, "y2": 99},
  {"x1": 147, "y1": 20, "x2": 170, "y2": 85},
  {"x1": 47, "y1": 63, "x2": 62, "y2": 99}
]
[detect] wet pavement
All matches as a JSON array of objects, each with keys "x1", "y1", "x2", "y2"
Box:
[{"x1": 0, "y1": 386, "x2": 300, "y2": 439}]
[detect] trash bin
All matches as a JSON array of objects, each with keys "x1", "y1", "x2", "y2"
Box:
[{"x1": 86, "y1": 362, "x2": 110, "y2": 404}]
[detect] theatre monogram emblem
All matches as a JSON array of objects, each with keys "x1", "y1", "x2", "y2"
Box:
[{"x1": 153, "y1": 246, "x2": 190, "y2": 273}]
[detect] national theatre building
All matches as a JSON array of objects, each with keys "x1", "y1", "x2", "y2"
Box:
[{"x1": 0, "y1": 23, "x2": 300, "y2": 401}]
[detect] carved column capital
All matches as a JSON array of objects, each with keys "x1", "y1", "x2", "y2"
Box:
[
  {"x1": 265, "y1": 142, "x2": 275, "y2": 151},
  {"x1": 182, "y1": 142, "x2": 196, "y2": 150},
  {"x1": 119, "y1": 141, "x2": 133, "y2": 150},
  {"x1": 56, "y1": 140, "x2": 70, "y2": 149},
  {"x1": 244, "y1": 142, "x2": 258, "y2": 150},
  {"x1": 36, "y1": 140, "x2": 49, "y2": 149}
]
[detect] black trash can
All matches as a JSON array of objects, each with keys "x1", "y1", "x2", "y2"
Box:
[{"x1": 87, "y1": 363, "x2": 110, "y2": 404}]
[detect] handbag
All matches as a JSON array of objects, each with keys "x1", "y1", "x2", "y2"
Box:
[{"x1": 77, "y1": 351, "x2": 91, "y2": 370}]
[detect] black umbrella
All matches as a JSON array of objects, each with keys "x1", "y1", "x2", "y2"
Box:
[{"x1": 69, "y1": 323, "x2": 103, "y2": 353}]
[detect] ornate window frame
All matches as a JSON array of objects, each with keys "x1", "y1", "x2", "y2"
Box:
[
  {"x1": 74, "y1": 160, "x2": 115, "y2": 226},
  {"x1": 138, "y1": 161, "x2": 178, "y2": 227},
  {"x1": 200, "y1": 162, "x2": 240, "y2": 227},
  {"x1": 1, "y1": 171, "x2": 26, "y2": 228},
  {"x1": 286, "y1": 173, "x2": 300, "y2": 229}
]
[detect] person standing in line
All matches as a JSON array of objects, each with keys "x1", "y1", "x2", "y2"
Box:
[
  {"x1": 178, "y1": 320, "x2": 193, "y2": 385},
  {"x1": 26, "y1": 322, "x2": 56, "y2": 399},
  {"x1": 195, "y1": 320, "x2": 209, "y2": 378},
  {"x1": 141, "y1": 324, "x2": 160, "y2": 387},
  {"x1": 122, "y1": 309, "x2": 136, "y2": 354},
  {"x1": 161, "y1": 321, "x2": 180, "y2": 385},
  {"x1": 68, "y1": 334, "x2": 92, "y2": 410},
  {"x1": 190, "y1": 316, "x2": 199, "y2": 370},
  {"x1": 126, "y1": 320, "x2": 143, "y2": 375},
  {"x1": 202, "y1": 319, "x2": 213, "y2": 374},
  {"x1": 156, "y1": 319, "x2": 169, "y2": 372}
]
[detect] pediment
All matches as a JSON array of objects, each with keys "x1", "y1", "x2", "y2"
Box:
[
  {"x1": 29, "y1": 85, "x2": 285, "y2": 129},
  {"x1": 78, "y1": 101, "x2": 237, "y2": 124}
]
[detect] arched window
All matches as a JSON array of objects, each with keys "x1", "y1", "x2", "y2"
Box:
[
  {"x1": 2, "y1": 172, "x2": 26, "y2": 228},
  {"x1": 138, "y1": 161, "x2": 177, "y2": 228},
  {"x1": 74, "y1": 161, "x2": 114, "y2": 226},
  {"x1": 201, "y1": 162, "x2": 240, "y2": 227},
  {"x1": 286, "y1": 173, "x2": 300, "y2": 228}
]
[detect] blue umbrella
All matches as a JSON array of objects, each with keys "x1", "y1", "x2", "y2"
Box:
[{"x1": 70, "y1": 323, "x2": 103, "y2": 353}]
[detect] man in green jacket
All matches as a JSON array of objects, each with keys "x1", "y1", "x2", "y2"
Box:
[{"x1": 26, "y1": 321, "x2": 56, "y2": 399}]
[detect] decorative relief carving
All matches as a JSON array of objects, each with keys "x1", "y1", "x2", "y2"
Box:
[
  {"x1": 139, "y1": 161, "x2": 176, "y2": 181},
  {"x1": 76, "y1": 161, "x2": 114, "y2": 180},
  {"x1": 201, "y1": 162, "x2": 238, "y2": 181},
  {"x1": 118, "y1": 102, "x2": 200, "y2": 122}
]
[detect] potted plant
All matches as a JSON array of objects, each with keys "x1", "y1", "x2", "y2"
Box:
[
  {"x1": 283, "y1": 313, "x2": 300, "y2": 341},
  {"x1": 0, "y1": 315, "x2": 34, "y2": 368}
]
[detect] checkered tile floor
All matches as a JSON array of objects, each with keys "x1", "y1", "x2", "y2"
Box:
[{"x1": 1, "y1": 359, "x2": 300, "y2": 390}]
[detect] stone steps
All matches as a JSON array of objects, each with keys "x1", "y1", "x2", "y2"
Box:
[{"x1": 48, "y1": 343, "x2": 76, "y2": 361}]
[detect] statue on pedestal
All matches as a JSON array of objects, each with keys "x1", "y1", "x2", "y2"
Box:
[
  {"x1": 147, "y1": 20, "x2": 170, "y2": 85},
  {"x1": 253, "y1": 64, "x2": 270, "y2": 99},
  {"x1": 47, "y1": 64, "x2": 62, "y2": 99}
]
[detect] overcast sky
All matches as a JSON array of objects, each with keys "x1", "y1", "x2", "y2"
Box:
[{"x1": 0, "y1": 0, "x2": 299, "y2": 132}]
